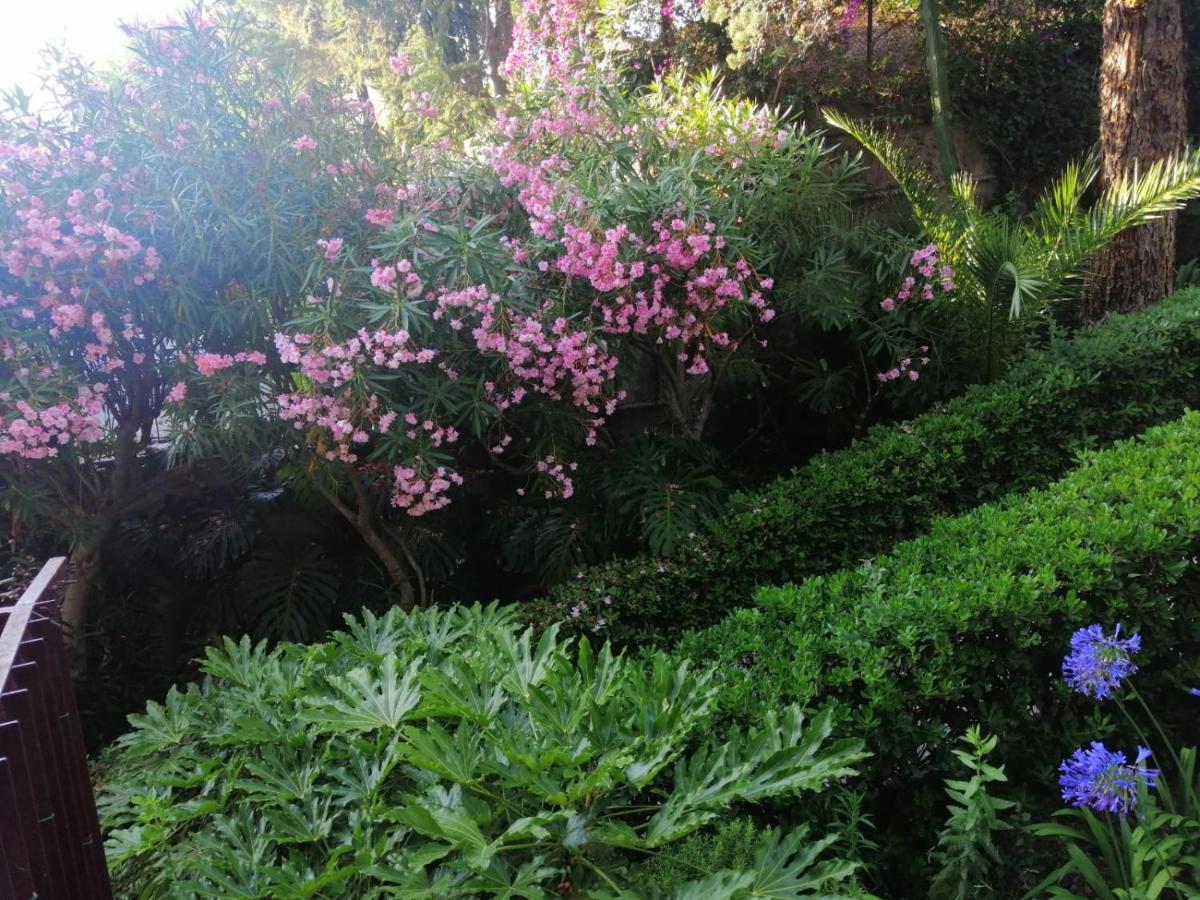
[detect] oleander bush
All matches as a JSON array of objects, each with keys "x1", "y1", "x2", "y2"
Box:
[
  {"x1": 95, "y1": 603, "x2": 868, "y2": 897},
  {"x1": 532, "y1": 288, "x2": 1200, "y2": 644},
  {"x1": 675, "y1": 411, "x2": 1200, "y2": 885}
]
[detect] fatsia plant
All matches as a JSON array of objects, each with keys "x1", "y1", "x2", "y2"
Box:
[
  {"x1": 96, "y1": 603, "x2": 867, "y2": 897},
  {"x1": 824, "y1": 110, "x2": 1200, "y2": 378}
]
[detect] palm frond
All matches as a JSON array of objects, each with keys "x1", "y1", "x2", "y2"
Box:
[
  {"x1": 822, "y1": 109, "x2": 944, "y2": 236},
  {"x1": 1032, "y1": 148, "x2": 1099, "y2": 238},
  {"x1": 1044, "y1": 149, "x2": 1200, "y2": 292},
  {"x1": 949, "y1": 171, "x2": 982, "y2": 215},
  {"x1": 1084, "y1": 149, "x2": 1200, "y2": 246}
]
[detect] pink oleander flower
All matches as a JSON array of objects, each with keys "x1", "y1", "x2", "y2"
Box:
[
  {"x1": 365, "y1": 207, "x2": 395, "y2": 227},
  {"x1": 317, "y1": 237, "x2": 344, "y2": 260},
  {"x1": 388, "y1": 53, "x2": 413, "y2": 76}
]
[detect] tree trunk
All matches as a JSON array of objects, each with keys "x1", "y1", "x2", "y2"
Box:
[
  {"x1": 61, "y1": 540, "x2": 102, "y2": 677},
  {"x1": 311, "y1": 470, "x2": 418, "y2": 608},
  {"x1": 351, "y1": 517, "x2": 418, "y2": 608},
  {"x1": 866, "y1": 0, "x2": 875, "y2": 70},
  {"x1": 918, "y1": 0, "x2": 959, "y2": 181},
  {"x1": 486, "y1": 0, "x2": 514, "y2": 96},
  {"x1": 1085, "y1": 0, "x2": 1187, "y2": 320}
]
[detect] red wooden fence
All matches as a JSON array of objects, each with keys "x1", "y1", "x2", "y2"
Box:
[{"x1": 0, "y1": 557, "x2": 113, "y2": 899}]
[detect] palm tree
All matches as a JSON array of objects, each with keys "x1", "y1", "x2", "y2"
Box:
[{"x1": 826, "y1": 110, "x2": 1200, "y2": 377}]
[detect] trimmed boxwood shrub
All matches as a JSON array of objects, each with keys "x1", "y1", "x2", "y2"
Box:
[
  {"x1": 677, "y1": 411, "x2": 1200, "y2": 883},
  {"x1": 530, "y1": 289, "x2": 1200, "y2": 644}
]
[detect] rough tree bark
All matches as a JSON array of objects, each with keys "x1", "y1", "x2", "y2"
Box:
[{"x1": 1085, "y1": 0, "x2": 1187, "y2": 321}]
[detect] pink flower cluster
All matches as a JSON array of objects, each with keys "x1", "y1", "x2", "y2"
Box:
[
  {"x1": 501, "y1": 0, "x2": 591, "y2": 84},
  {"x1": 876, "y1": 346, "x2": 931, "y2": 384},
  {"x1": 274, "y1": 279, "x2": 621, "y2": 509},
  {"x1": 277, "y1": 389, "x2": 371, "y2": 462},
  {"x1": 192, "y1": 351, "x2": 266, "y2": 377},
  {"x1": 388, "y1": 52, "x2": 414, "y2": 77},
  {"x1": 0, "y1": 131, "x2": 164, "y2": 453},
  {"x1": 555, "y1": 216, "x2": 769, "y2": 375},
  {"x1": 392, "y1": 463, "x2": 463, "y2": 515},
  {"x1": 275, "y1": 328, "x2": 437, "y2": 389},
  {"x1": 535, "y1": 454, "x2": 575, "y2": 499},
  {"x1": 488, "y1": 100, "x2": 774, "y2": 377},
  {"x1": 399, "y1": 90, "x2": 440, "y2": 121},
  {"x1": 317, "y1": 237, "x2": 344, "y2": 260},
  {"x1": 880, "y1": 244, "x2": 955, "y2": 312},
  {"x1": 370, "y1": 257, "x2": 422, "y2": 296},
  {"x1": 433, "y1": 284, "x2": 620, "y2": 439},
  {"x1": 0, "y1": 384, "x2": 107, "y2": 458}
]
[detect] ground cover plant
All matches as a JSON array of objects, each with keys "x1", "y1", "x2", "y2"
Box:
[{"x1": 95, "y1": 603, "x2": 868, "y2": 897}]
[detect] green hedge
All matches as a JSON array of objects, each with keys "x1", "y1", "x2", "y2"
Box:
[
  {"x1": 676, "y1": 411, "x2": 1200, "y2": 881},
  {"x1": 529, "y1": 289, "x2": 1200, "y2": 644}
]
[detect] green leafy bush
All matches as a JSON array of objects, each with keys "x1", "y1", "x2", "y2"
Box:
[
  {"x1": 532, "y1": 289, "x2": 1200, "y2": 644},
  {"x1": 96, "y1": 604, "x2": 866, "y2": 897},
  {"x1": 676, "y1": 410, "x2": 1200, "y2": 884},
  {"x1": 944, "y1": 0, "x2": 1101, "y2": 189}
]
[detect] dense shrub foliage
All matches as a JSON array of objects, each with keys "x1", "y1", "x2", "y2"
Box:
[
  {"x1": 6, "y1": 0, "x2": 1192, "y2": 895},
  {"x1": 944, "y1": 0, "x2": 1102, "y2": 189},
  {"x1": 534, "y1": 289, "x2": 1200, "y2": 643},
  {"x1": 677, "y1": 411, "x2": 1200, "y2": 883},
  {"x1": 96, "y1": 604, "x2": 867, "y2": 897}
]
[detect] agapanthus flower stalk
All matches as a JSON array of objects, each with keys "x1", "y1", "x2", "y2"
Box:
[
  {"x1": 1063, "y1": 623, "x2": 1140, "y2": 699},
  {"x1": 1059, "y1": 742, "x2": 1158, "y2": 815}
]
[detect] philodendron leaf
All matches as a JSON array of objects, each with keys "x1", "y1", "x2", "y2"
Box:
[
  {"x1": 460, "y1": 858, "x2": 559, "y2": 899},
  {"x1": 644, "y1": 707, "x2": 865, "y2": 846},
  {"x1": 744, "y1": 827, "x2": 860, "y2": 898},
  {"x1": 302, "y1": 654, "x2": 421, "y2": 732},
  {"x1": 391, "y1": 800, "x2": 496, "y2": 867},
  {"x1": 673, "y1": 870, "x2": 756, "y2": 900}
]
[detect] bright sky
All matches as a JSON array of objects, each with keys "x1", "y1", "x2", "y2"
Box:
[{"x1": 0, "y1": 0, "x2": 180, "y2": 93}]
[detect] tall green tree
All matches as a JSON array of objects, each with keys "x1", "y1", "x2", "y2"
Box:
[{"x1": 232, "y1": 0, "x2": 514, "y2": 97}]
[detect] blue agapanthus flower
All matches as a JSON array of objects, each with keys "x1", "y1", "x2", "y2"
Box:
[
  {"x1": 1063, "y1": 624, "x2": 1141, "y2": 699},
  {"x1": 1059, "y1": 742, "x2": 1159, "y2": 814}
]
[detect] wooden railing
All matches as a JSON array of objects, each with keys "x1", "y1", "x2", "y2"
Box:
[{"x1": 0, "y1": 557, "x2": 112, "y2": 899}]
